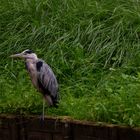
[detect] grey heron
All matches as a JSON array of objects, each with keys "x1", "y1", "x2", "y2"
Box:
[{"x1": 10, "y1": 49, "x2": 59, "y2": 120}]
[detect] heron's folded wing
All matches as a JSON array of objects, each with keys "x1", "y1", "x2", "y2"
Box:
[{"x1": 37, "y1": 61, "x2": 58, "y2": 98}]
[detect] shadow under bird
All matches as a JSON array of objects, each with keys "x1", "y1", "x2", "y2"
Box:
[{"x1": 10, "y1": 49, "x2": 59, "y2": 119}]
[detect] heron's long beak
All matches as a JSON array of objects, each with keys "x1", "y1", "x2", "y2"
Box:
[{"x1": 10, "y1": 53, "x2": 23, "y2": 58}]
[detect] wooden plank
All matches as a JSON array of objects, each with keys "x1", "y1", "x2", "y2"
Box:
[
  {"x1": 116, "y1": 126, "x2": 140, "y2": 140},
  {"x1": 108, "y1": 125, "x2": 117, "y2": 140},
  {"x1": 72, "y1": 123, "x2": 109, "y2": 139},
  {"x1": 19, "y1": 117, "x2": 62, "y2": 140},
  {"x1": 27, "y1": 132, "x2": 52, "y2": 140},
  {"x1": 0, "y1": 128, "x2": 11, "y2": 140},
  {"x1": 74, "y1": 135, "x2": 107, "y2": 140},
  {"x1": 0, "y1": 117, "x2": 19, "y2": 140},
  {"x1": 62, "y1": 122, "x2": 72, "y2": 140},
  {"x1": 53, "y1": 134, "x2": 63, "y2": 140},
  {"x1": 21, "y1": 117, "x2": 63, "y2": 133}
]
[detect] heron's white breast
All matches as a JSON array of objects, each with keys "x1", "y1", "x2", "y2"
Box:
[{"x1": 26, "y1": 61, "x2": 38, "y2": 89}]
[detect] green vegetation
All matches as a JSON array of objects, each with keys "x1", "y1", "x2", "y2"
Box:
[{"x1": 1, "y1": 0, "x2": 140, "y2": 126}]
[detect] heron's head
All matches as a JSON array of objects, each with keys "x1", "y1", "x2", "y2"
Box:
[{"x1": 10, "y1": 49, "x2": 38, "y2": 60}]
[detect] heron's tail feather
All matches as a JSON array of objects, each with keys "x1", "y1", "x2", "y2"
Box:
[{"x1": 52, "y1": 99, "x2": 59, "y2": 108}]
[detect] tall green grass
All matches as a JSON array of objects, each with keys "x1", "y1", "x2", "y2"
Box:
[{"x1": 1, "y1": 0, "x2": 140, "y2": 126}]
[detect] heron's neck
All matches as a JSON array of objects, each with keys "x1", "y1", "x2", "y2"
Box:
[{"x1": 26, "y1": 58, "x2": 38, "y2": 64}]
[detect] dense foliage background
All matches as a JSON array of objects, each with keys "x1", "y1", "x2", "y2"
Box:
[{"x1": 1, "y1": 0, "x2": 140, "y2": 126}]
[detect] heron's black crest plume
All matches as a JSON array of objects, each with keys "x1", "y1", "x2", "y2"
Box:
[{"x1": 24, "y1": 50, "x2": 34, "y2": 54}]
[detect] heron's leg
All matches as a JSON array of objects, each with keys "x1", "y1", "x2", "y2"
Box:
[
  {"x1": 42, "y1": 99, "x2": 45, "y2": 121},
  {"x1": 40, "y1": 99, "x2": 45, "y2": 125}
]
